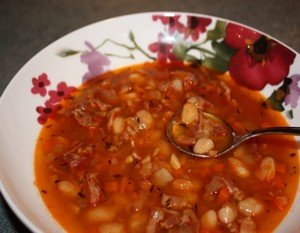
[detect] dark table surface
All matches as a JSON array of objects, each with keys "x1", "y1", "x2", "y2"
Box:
[{"x1": 0, "y1": 0, "x2": 299, "y2": 232}]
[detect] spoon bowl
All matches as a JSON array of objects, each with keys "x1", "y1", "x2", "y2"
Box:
[{"x1": 166, "y1": 113, "x2": 300, "y2": 158}]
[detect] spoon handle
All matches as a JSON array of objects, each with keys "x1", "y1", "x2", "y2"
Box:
[
  {"x1": 237, "y1": 127, "x2": 300, "y2": 144},
  {"x1": 219, "y1": 127, "x2": 300, "y2": 157}
]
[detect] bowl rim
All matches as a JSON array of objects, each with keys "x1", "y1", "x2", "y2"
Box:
[{"x1": 0, "y1": 11, "x2": 299, "y2": 233}]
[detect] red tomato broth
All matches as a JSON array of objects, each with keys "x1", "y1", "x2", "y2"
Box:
[{"x1": 34, "y1": 62, "x2": 299, "y2": 233}]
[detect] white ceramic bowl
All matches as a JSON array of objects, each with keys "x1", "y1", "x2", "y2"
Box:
[{"x1": 0, "y1": 12, "x2": 299, "y2": 233}]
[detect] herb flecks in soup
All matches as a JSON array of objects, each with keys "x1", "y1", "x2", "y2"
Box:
[{"x1": 35, "y1": 62, "x2": 299, "y2": 233}]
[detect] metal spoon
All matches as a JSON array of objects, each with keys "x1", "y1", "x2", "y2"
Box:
[{"x1": 166, "y1": 112, "x2": 300, "y2": 158}]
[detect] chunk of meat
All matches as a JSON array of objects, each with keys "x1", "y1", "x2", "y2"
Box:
[
  {"x1": 133, "y1": 156, "x2": 152, "y2": 179},
  {"x1": 186, "y1": 94, "x2": 214, "y2": 110},
  {"x1": 205, "y1": 176, "x2": 245, "y2": 201},
  {"x1": 63, "y1": 142, "x2": 94, "y2": 177},
  {"x1": 99, "y1": 89, "x2": 118, "y2": 105},
  {"x1": 72, "y1": 107, "x2": 100, "y2": 128},
  {"x1": 222, "y1": 178, "x2": 245, "y2": 201},
  {"x1": 72, "y1": 99, "x2": 112, "y2": 128},
  {"x1": 146, "y1": 209, "x2": 165, "y2": 233},
  {"x1": 171, "y1": 70, "x2": 197, "y2": 91},
  {"x1": 181, "y1": 209, "x2": 200, "y2": 232},
  {"x1": 205, "y1": 175, "x2": 224, "y2": 199},
  {"x1": 126, "y1": 117, "x2": 147, "y2": 136},
  {"x1": 84, "y1": 173, "x2": 105, "y2": 206},
  {"x1": 161, "y1": 215, "x2": 181, "y2": 229},
  {"x1": 89, "y1": 98, "x2": 113, "y2": 112},
  {"x1": 168, "y1": 226, "x2": 193, "y2": 233},
  {"x1": 143, "y1": 100, "x2": 163, "y2": 113},
  {"x1": 161, "y1": 194, "x2": 192, "y2": 210},
  {"x1": 148, "y1": 207, "x2": 199, "y2": 233}
]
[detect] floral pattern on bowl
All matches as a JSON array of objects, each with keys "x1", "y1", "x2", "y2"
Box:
[{"x1": 30, "y1": 13, "x2": 298, "y2": 126}]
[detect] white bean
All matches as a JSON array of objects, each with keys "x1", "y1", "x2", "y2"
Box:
[
  {"x1": 124, "y1": 92, "x2": 138, "y2": 100},
  {"x1": 98, "y1": 222, "x2": 125, "y2": 233},
  {"x1": 153, "y1": 168, "x2": 174, "y2": 187},
  {"x1": 129, "y1": 73, "x2": 145, "y2": 84},
  {"x1": 238, "y1": 197, "x2": 264, "y2": 217},
  {"x1": 107, "y1": 107, "x2": 121, "y2": 129},
  {"x1": 129, "y1": 73, "x2": 141, "y2": 80},
  {"x1": 233, "y1": 145, "x2": 255, "y2": 165},
  {"x1": 136, "y1": 110, "x2": 153, "y2": 127},
  {"x1": 181, "y1": 103, "x2": 198, "y2": 125},
  {"x1": 128, "y1": 213, "x2": 148, "y2": 232},
  {"x1": 193, "y1": 137, "x2": 214, "y2": 154},
  {"x1": 172, "y1": 179, "x2": 193, "y2": 191},
  {"x1": 113, "y1": 117, "x2": 125, "y2": 134},
  {"x1": 187, "y1": 96, "x2": 206, "y2": 109},
  {"x1": 148, "y1": 89, "x2": 162, "y2": 99},
  {"x1": 57, "y1": 181, "x2": 78, "y2": 198},
  {"x1": 187, "y1": 96, "x2": 199, "y2": 104},
  {"x1": 218, "y1": 201, "x2": 238, "y2": 224},
  {"x1": 172, "y1": 79, "x2": 183, "y2": 91},
  {"x1": 155, "y1": 140, "x2": 171, "y2": 159},
  {"x1": 201, "y1": 210, "x2": 218, "y2": 230},
  {"x1": 132, "y1": 193, "x2": 147, "y2": 212},
  {"x1": 86, "y1": 206, "x2": 116, "y2": 222},
  {"x1": 274, "y1": 196, "x2": 288, "y2": 210},
  {"x1": 256, "y1": 157, "x2": 275, "y2": 182},
  {"x1": 124, "y1": 155, "x2": 134, "y2": 164},
  {"x1": 228, "y1": 157, "x2": 250, "y2": 178},
  {"x1": 170, "y1": 153, "x2": 181, "y2": 169},
  {"x1": 240, "y1": 217, "x2": 257, "y2": 233}
]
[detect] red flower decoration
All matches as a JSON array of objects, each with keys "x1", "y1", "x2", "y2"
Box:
[
  {"x1": 48, "y1": 82, "x2": 76, "y2": 104},
  {"x1": 148, "y1": 33, "x2": 178, "y2": 63},
  {"x1": 152, "y1": 15, "x2": 184, "y2": 34},
  {"x1": 31, "y1": 73, "x2": 51, "y2": 96},
  {"x1": 184, "y1": 16, "x2": 212, "y2": 41},
  {"x1": 36, "y1": 101, "x2": 55, "y2": 125},
  {"x1": 225, "y1": 23, "x2": 296, "y2": 90}
]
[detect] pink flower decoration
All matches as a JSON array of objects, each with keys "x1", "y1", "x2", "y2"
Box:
[
  {"x1": 48, "y1": 82, "x2": 76, "y2": 104},
  {"x1": 152, "y1": 15, "x2": 184, "y2": 34},
  {"x1": 31, "y1": 73, "x2": 51, "y2": 96},
  {"x1": 148, "y1": 33, "x2": 178, "y2": 63},
  {"x1": 80, "y1": 41, "x2": 111, "y2": 83},
  {"x1": 285, "y1": 74, "x2": 300, "y2": 108},
  {"x1": 36, "y1": 101, "x2": 56, "y2": 125},
  {"x1": 184, "y1": 16, "x2": 212, "y2": 41}
]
